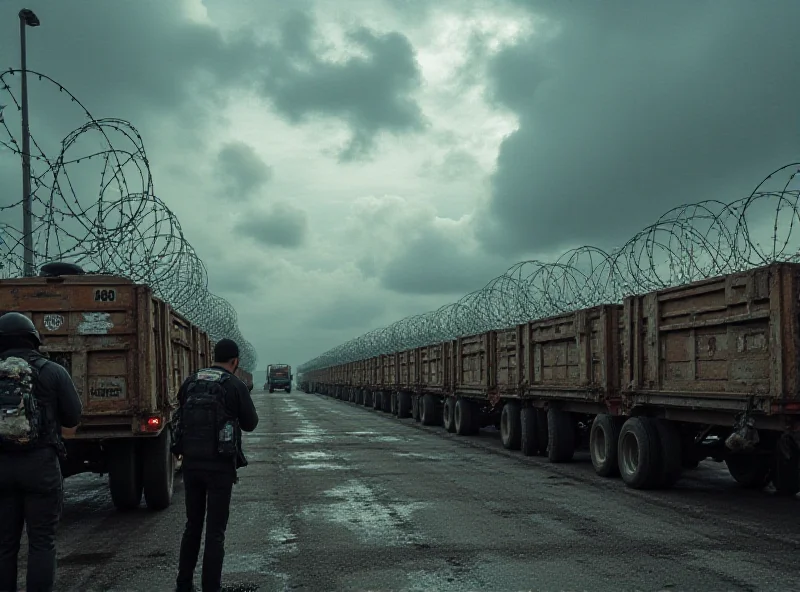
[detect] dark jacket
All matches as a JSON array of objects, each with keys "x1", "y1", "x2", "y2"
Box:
[
  {"x1": 177, "y1": 365, "x2": 258, "y2": 475},
  {"x1": 0, "y1": 347, "x2": 83, "y2": 452}
]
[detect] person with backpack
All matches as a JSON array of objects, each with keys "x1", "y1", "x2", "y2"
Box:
[
  {"x1": 0, "y1": 312, "x2": 82, "y2": 592},
  {"x1": 173, "y1": 338, "x2": 259, "y2": 592}
]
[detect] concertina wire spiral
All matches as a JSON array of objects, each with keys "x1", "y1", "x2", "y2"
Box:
[
  {"x1": 298, "y1": 162, "x2": 800, "y2": 374},
  {"x1": 0, "y1": 69, "x2": 256, "y2": 372}
]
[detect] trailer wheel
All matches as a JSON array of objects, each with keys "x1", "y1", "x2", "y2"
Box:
[
  {"x1": 383, "y1": 392, "x2": 392, "y2": 413},
  {"x1": 547, "y1": 408, "x2": 575, "y2": 463},
  {"x1": 725, "y1": 454, "x2": 771, "y2": 489},
  {"x1": 520, "y1": 407, "x2": 540, "y2": 456},
  {"x1": 141, "y1": 430, "x2": 176, "y2": 511},
  {"x1": 618, "y1": 417, "x2": 662, "y2": 490},
  {"x1": 590, "y1": 414, "x2": 623, "y2": 477},
  {"x1": 269, "y1": 387, "x2": 274, "y2": 393},
  {"x1": 398, "y1": 392, "x2": 412, "y2": 419},
  {"x1": 364, "y1": 390, "x2": 373, "y2": 407},
  {"x1": 772, "y1": 434, "x2": 800, "y2": 496},
  {"x1": 454, "y1": 398, "x2": 476, "y2": 436},
  {"x1": 443, "y1": 397, "x2": 456, "y2": 433},
  {"x1": 420, "y1": 394, "x2": 438, "y2": 426},
  {"x1": 501, "y1": 402, "x2": 521, "y2": 450},
  {"x1": 535, "y1": 409, "x2": 549, "y2": 456},
  {"x1": 681, "y1": 431, "x2": 701, "y2": 469},
  {"x1": 411, "y1": 395, "x2": 420, "y2": 421},
  {"x1": 107, "y1": 439, "x2": 143, "y2": 511},
  {"x1": 654, "y1": 419, "x2": 683, "y2": 489}
]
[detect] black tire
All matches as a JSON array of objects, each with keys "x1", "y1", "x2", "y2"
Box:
[
  {"x1": 420, "y1": 394, "x2": 438, "y2": 426},
  {"x1": 681, "y1": 433, "x2": 701, "y2": 469},
  {"x1": 535, "y1": 408, "x2": 548, "y2": 456},
  {"x1": 454, "y1": 398, "x2": 476, "y2": 436},
  {"x1": 269, "y1": 387, "x2": 274, "y2": 394},
  {"x1": 590, "y1": 414, "x2": 623, "y2": 477},
  {"x1": 383, "y1": 392, "x2": 392, "y2": 413},
  {"x1": 501, "y1": 402, "x2": 522, "y2": 450},
  {"x1": 772, "y1": 434, "x2": 800, "y2": 496},
  {"x1": 618, "y1": 417, "x2": 662, "y2": 490},
  {"x1": 373, "y1": 391, "x2": 382, "y2": 410},
  {"x1": 520, "y1": 407, "x2": 540, "y2": 456},
  {"x1": 412, "y1": 395, "x2": 420, "y2": 422},
  {"x1": 141, "y1": 430, "x2": 175, "y2": 511},
  {"x1": 654, "y1": 419, "x2": 683, "y2": 489},
  {"x1": 726, "y1": 454, "x2": 771, "y2": 489},
  {"x1": 547, "y1": 408, "x2": 575, "y2": 463},
  {"x1": 107, "y1": 439, "x2": 143, "y2": 511},
  {"x1": 443, "y1": 397, "x2": 456, "y2": 433},
  {"x1": 364, "y1": 390, "x2": 373, "y2": 407},
  {"x1": 398, "y1": 392, "x2": 412, "y2": 419},
  {"x1": 286, "y1": 387, "x2": 292, "y2": 394}
]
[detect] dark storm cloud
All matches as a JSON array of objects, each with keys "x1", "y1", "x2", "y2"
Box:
[
  {"x1": 259, "y1": 11, "x2": 425, "y2": 161},
  {"x1": 0, "y1": 1, "x2": 256, "y2": 129},
  {"x1": 215, "y1": 142, "x2": 273, "y2": 199},
  {"x1": 236, "y1": 203, "x2": 309, "y2": 249},
  {"x1": 478, "y1": 0, "x2": 800, "y2": 257},
  {"x1": 380, "y1": 228, "x2": 505, "y2": 295}
]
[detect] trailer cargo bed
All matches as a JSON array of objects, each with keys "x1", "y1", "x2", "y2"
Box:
[{"x1": 0, "y1": 273, "x2": 212, "y2": 510}]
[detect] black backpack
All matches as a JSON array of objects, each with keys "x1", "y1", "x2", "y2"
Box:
[
  {"x1": 0, "y1": 355, "x2": 47, "y2": 450},
  {"x1": 172, "y1": 368, "x2": 238, "y2": 462}
]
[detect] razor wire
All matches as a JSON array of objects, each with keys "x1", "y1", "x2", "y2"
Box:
[
  {"x1": 298, "y1": 162, "x2": 800, "y2": 374},
  {"x1": 0, "y1": 69, "x2": 257, "y2": 371}
]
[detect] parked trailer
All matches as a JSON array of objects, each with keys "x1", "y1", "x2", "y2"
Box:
[
  {"x1": 0, "y1": 272, "x2": 212, "y2": 511},
  {"x1": 300, "y1": 263, "x2": 800, "y2": 495}
]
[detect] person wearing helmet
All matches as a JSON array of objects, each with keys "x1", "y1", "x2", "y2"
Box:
[{"x1": 0, "y1": 312, "x2": 82, "y2": 592}]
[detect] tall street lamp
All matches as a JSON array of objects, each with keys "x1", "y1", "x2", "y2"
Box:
[{"x1": 20, "y1": 8, "x2": 40, "y2": 277}]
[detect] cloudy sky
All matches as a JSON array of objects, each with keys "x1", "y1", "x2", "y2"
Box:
[{"x1": 1, "y1": 0, "x2": 798, "y2": 376}]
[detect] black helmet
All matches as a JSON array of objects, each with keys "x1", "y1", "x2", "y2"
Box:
[{"x1": 0, "y1": 312, "x2": 42, "y2": 346}]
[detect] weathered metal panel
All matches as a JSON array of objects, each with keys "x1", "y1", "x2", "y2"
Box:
[
  {"x1": 410, "y1": 348, "x2": 420, "y2": 387},
  {"x1": 421, "y1": 343, "x2": 445, "y2": 388},
  {"x1": 398, "y1": 350, "x2": 410, "y2": 387},
  {"x1": 524, "y1": 304, "x2": 623, "y2": 403},
  {"x1": 496, "y1": 328, "x2": 520, "y2": 392},
  {"x1": 457, "y1": 333, "x2": 489, "y2": 392},
  {"x1": 623, "y1": 263, "x2": 800, "y2": 413},
  {"x1": 0, "y1": 274, "x2": 213, "y2": 435}
]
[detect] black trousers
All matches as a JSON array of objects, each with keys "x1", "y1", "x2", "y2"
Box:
[
  {"x1": 176, "y1": 469, "x2": 235, "y2": 592},
  {"x1": 0, "y1": 446, "x2": 63, "y2": 592}
]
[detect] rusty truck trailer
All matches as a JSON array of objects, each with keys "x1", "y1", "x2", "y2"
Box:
[
  {"x1": 301, "y1": 263, "x2": 800, "y2": 495},
  {"x1": 0, "y1": 272, "x2": 212, "y2": 511}
]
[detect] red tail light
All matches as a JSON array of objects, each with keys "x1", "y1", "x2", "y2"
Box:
[{"x1": 141, "y1": 416, "x2": 162, "y2": 432}]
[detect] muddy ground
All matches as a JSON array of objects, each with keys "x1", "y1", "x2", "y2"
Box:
[{"x1": 14, "y1": 390, "x2": 800, "y2": 591}]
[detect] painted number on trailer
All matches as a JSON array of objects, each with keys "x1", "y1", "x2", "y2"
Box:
[{"x1": 94, "y1": 288, "x2": 116, "y2": 303}]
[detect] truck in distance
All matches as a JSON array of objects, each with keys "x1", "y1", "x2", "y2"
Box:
[{"x1": 267, "y1": 363, "x2": 292, "y2": 393}]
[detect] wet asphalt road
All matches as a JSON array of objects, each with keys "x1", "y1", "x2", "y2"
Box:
[{"x1": 15, "y1": 390, "x2": 800, "y2": 591}]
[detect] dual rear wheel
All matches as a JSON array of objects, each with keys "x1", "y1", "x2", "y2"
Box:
[{"x1": 107, "y1": 429, "x2": 176, "y2": 512}]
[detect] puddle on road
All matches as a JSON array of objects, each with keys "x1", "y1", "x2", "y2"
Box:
[
  {"x1": 290, "y1": 451, "x2": 334, "y2": 461},
  {"x1": 287, "y1": 436, "x2": 324, "y2": 444},
  {"x1": 300, "y1": 479, "x2": 427, "y2": 546},
  {"x1": 290, "y1": 463, "x2": 350, "y2": 471},
  {"x1": 392, "y1": 452, "x2": 456, "y2": 461}
]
